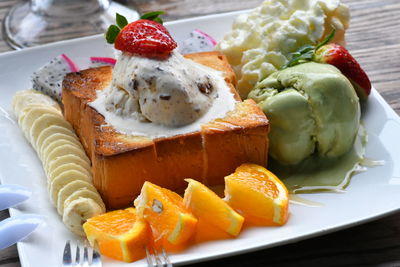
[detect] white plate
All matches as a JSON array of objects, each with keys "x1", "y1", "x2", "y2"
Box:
[{"x1": 1, "y1": 10, "x2": 400, "y2": 267}]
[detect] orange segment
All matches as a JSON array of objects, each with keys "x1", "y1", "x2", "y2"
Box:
[
  {"x1": 134, "y1": 181, "x2": 197, "y2": 248},
  {"x1": 83, "y1": 207, "x2": 149, "y2": 262},
  {"x1": 224, "y1": 163, "x2": 289, "y2": 226},
  {"x1": 194, "y1": 218, "x2": 233, "y2": 243},
  {"x1": 183, "y1": 178, "x2": 244, "y2": 237}
]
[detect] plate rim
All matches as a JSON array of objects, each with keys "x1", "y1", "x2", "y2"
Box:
[{"x1": 1, "y1": 9, "x2": 400, "y2": 267}]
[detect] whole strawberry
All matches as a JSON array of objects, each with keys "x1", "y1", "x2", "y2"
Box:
[
  {"x1": 284, "y1": 29, "x2": 371, "y2": 100},
  {"x1": 105, "y1": 12, "x2": 177, "y2": 59},
  {"x1": 313, "y1": 43, "x2": 371, "y2": 100}
]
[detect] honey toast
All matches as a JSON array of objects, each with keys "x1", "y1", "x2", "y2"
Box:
[{"x1": 62, "y1": 51, "x2": 269, "y2": 209}]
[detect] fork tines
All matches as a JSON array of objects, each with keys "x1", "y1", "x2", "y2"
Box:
[
  {"x1": 146, "y1": 247, "x2": 173, "y2": 267},
  {"x1": 63, "y1": 240, "x2": 102, "y2": 267}
]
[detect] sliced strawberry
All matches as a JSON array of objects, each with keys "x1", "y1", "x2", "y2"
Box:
[
  {"x1": 114, "y1": 19, "x2": 177, "y2": 59},
  {"x1": 314, "y1": 43, "x2": 371, "y2": 100}
]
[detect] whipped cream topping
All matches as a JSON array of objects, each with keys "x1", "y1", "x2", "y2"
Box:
[
  {"x1": 89, "y1": 51, "x2": 237, "y2": 138},
  {"x1": 216, "y1": 0, "x2": 350, "y2": 98}
]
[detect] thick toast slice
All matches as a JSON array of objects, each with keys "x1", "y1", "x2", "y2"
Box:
[{"x1": 63, "y1": 51, "x2": 269, "y2": 209}]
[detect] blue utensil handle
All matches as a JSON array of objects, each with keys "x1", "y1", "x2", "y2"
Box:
[
  {"x1": 0, "y1": 214, "x2": 44, "y2": 250},
  {"x1": 0, "y1": 184, "x2": 31, "y2": 211}
]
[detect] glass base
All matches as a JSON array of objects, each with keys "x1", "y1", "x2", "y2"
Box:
[{"x1": 2, "y1": 1, "x2": 139, "y2": 49}]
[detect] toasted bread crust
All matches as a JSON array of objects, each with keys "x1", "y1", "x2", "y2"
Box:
[
  {"x1": 184, "y1": 52, "x2": 237, "y2": 86},
  {"x1": 63, "y1": 51, "x2": 269, "y2": 209}
]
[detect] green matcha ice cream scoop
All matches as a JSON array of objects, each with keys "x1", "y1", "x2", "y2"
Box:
[{"x1": 248, "y1": 62, "x2": 360, "y2": 165}]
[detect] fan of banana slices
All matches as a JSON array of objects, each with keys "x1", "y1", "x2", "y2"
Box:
[{"x1": 12, "y1": 90, "x2": 105, "y2": 236}]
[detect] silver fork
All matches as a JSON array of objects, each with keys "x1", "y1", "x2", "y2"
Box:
[
  {"x1": 145, "y1": 247, "x2": 173, "y2": 267},
  {"x1": 62, "y1": 240, "x2": 102, "y2": 267}
]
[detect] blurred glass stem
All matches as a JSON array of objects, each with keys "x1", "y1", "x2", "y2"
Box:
[{"x1": 2, "y1": 0, "x2": 138, "y2": 49}]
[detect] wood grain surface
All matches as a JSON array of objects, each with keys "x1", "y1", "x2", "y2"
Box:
[{"x1": 0, "y1": 0, "x2": 399, "y2": 266}]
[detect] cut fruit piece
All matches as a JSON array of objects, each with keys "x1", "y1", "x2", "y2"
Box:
[
  {"x1": 45, "y1": 154, "x2": 91, "y2": 175},
  {"x1": 18, "y1": 104, "x2": 61, "y2": 127},
  {"x1": 183, "y1": 178, "x2": 244, "y2": 237},
  {"x1": 114, "y1": 19, "x2": 177, "y2": 59},
  {"x1": 41, "y1": 139, "x2": 82, "y2": 162},
  {"x1": 134, "y1": 182, "x2": 197, "y2": 248},
  {"x1": 61, "y1": 188, "x2": 104, "y2": 215},
  {"x1": 43, "y1": 144, "x2": 90, "y2": 169},
  {"x1": 90, "y1": 57, "x2": 116, "y2": 67},
  {"x1": 49, "y1": 169, "x2": 91, "y2": 205},
  {"x1": 224, "y1": 163, "x2": 289, "y2": 226},
  {"x1": 35, "y1": 125, "x2": 76, "y2": 151},
  {"x1": 12, "y1": 89, "x2": 59, "y2": 117},
  {"x1": 29, "y1": 113, "x2": 73, "y2": 147},
  {"x1": 49, "y1": 163, "x2": 91, "y2": 183},
  {"x1": 194, "y1": 218, "x2": 232, "y2": 243},
  {"x1": 39, "y1": 133, "x2": 81, "y2": 159},
  {"x1": 83, "y1": 208, "x2": 149, "y2": 262},
  {"x1": 20, "y1": 106, "x2": 62, "y2": 140},
  {"x1": 63, "y1": 197, "x2": 104, "y2": 236},
  {"x1": 57, "y1": 179, "x2": 97, "y2": 215},
  {"x1": 32, "y1": 54, "x2": 79, "y2": 103},
  {"x1": 179, "y1": 29, "x2": 217, "y2": 54}
]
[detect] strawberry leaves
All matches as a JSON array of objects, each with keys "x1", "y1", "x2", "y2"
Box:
[
  {"x1": 105, "y1": 11, "x2": 165, "y2": 44},
  {"x1": 140, "y1": 11, "x2": 165, "y2": 24},
  {"x1": 105, "y1": 25, "x2": 120, "y2": 44},
  {"x1": 116, "y1": 13, "x2": 128, "y2": 29}
]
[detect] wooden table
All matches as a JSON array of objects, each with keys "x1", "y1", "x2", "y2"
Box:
[{"x1": 1, "y1": 0, "x2": 400, "y2": 266}]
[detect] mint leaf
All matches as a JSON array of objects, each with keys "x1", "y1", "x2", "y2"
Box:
[
  {"x1": 141, "y1": 11, "x2": 165, "y2": 24},
  {"x1": 284, "y1": 50, "x2": 314, "y2": 68},
  {"x1": 297, "y1": 44, "x2": 314, "y2": 54},
  {"x1": 116, "y1": 13, "x2": 128, "y2": 29},
  {"x1": 105, "y1": 25, "x2": 120, "y2": 44},
  {"x1": 281, "y1": 25, "x2": 338, "y2": 69}
]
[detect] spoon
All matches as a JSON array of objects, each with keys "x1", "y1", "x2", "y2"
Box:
[
  {"x1": 0, "y1": 184, "x2": 31, "y2": 211},
  {"x1": 0, "y1": 214, "x2": 45, "y2": 250}
]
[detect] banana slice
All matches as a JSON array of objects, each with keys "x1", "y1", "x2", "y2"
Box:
[
  {"x1": 30, "y1": 113, "x2": 73, "y2": 148},
  {"x1": 60, "y1": 188, "x2": 104, "y2": 216},
  {"x1": 46, "y1": 154, "x2": 91, "y2": 175},
  {"x1": 12, "y1": 89, "x2": 40, "y2": 105},
  {"x1": 19, "y1": 104, "x2": 61, "y2": 123},
  {"x1": 43, "y1": 144, "x2": 90, "y2": 170},
  {"x1": 13, "y1": 90, "x2": 106, "y2": 237},
  {"x1": 20, "y1": 107, "x2": 62, "y2": 142},
  {"x1": 57, "y1": 180, "x2": 98, "y2": 215},
  {"x1": 48, "y1": 163, "x2": 90, "y2": 185},
  {"x1": 48, "y1": 163, "x2": 90, "y2": 183},
  {"x1": 41, "y1": 139, "x2": 82, "y2": 162},
  {"x1": 36, "y1": 125, "x2": 76, "y2": 152},
  {"x1": 63, "y1": 198, "x2": 104, "y2": 236},
  {"x1": 12, "y1": 90, "x2": 59, "y2": 117},
  {"x1": 49, "y1": 169, "x2": 91, "y2": 205},
  {"x1": 12, "y1": 90, "x2": 41, "y2": 115},
  {"x1": 39, "y1": 133, "x2": 81, "y2": 159},
  {"x1": 18, "y1": 104, "x2": 61, "y2": 126}
]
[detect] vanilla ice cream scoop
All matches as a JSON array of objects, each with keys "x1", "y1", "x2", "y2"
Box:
[{"x1": 110, "y1": 51, "x2": 217, "y2": 126}]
